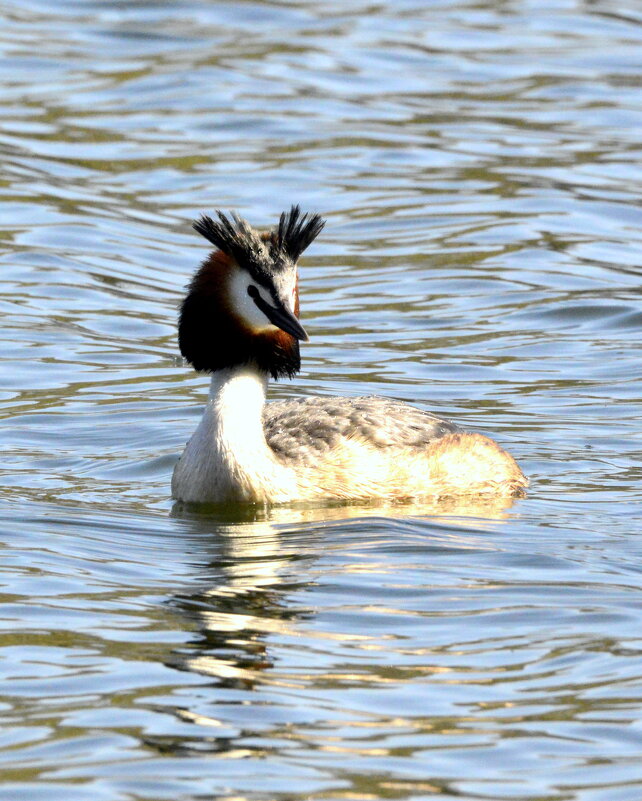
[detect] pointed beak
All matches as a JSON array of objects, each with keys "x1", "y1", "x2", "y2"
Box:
[
  {"x1": 266, "y1": 302, "x2": 309, "y2": 341},
  {"x1": 251, "y1": 290, "x2": 309, "y2": 341}
]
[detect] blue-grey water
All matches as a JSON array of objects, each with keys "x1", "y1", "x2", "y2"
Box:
[{"x1": 1, "y1": 1, "x2": 642, "y2": 799}]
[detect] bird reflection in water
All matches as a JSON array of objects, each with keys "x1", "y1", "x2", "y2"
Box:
[{"x1": 167, "y1": 493, "x2": 520, "y2": 692}]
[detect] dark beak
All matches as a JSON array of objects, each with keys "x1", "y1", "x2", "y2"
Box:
[{"x1": 250, "y1": 289, "x2": 309, "y2": 341}]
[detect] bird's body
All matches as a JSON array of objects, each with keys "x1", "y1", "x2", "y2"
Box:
[{"x1": 172, "y1": 208, "x2": 526, "y2": 505}]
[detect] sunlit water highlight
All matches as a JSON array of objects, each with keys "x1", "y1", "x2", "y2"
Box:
[{"x1": 1, "y1": 1, "x2": 642, "y2": 799}]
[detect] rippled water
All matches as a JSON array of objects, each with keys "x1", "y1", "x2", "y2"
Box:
[{"x1": 1, "y1": 1, "x2": 642, "y2": 799}]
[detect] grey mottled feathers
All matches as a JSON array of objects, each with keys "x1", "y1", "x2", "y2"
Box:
[{"x1": 263, "y1": 396, "x2": 461, "y2": 465}]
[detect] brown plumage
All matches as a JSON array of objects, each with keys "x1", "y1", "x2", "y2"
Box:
[{"x1": 178, "y1": 249, "x2": 301, "y2": 379}]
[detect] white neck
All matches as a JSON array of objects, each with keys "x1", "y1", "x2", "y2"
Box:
[
  {"x1": 208, "y1": 364, "x2": 269, "y2": 455},
  {"x1": 172, "y1": 364, "x2": 295, "y2": 503}
]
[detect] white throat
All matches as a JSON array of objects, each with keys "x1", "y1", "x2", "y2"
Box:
[
  {"x1": 172, "y1": 364, "x2": 295, "y2": 504},
  {"x1": 208, "y1": 364, "x2": 268, "y2": 453}
]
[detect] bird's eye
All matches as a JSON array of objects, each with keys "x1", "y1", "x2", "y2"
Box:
[{"x1": 247, "y1": 285, "x2": 259, "y2": 299}]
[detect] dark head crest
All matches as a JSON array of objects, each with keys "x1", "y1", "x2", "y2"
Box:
[
  {"x1": 193, "y1": 210, "x2": 269, "y2": 274},
  {"x1": 192, "y1": 205, "x2": 325, "y2": 281},
  {"x1": 273, "y1": 205, "x2": 325, "y2": 262}
]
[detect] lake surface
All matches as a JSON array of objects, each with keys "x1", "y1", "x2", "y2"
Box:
[{"x1": 1, "y1": 1, "x2": 642, "y2": 799}]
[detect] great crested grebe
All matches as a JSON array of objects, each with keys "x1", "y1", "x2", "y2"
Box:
[{"x1": 172, "y1": 206, "x2": 527, "y2": 505}]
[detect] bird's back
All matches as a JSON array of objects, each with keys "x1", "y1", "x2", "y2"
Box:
[
  {"x1": 264, "y1": 395, "x2": 460, "y2": 465},
  {"x1": 263, "y1": 395, "x2": 526, "y2": 500}
]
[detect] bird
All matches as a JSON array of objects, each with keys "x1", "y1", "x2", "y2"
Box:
[{"x1": 172, "y1": 206, "x2": 527, "y2": 505}]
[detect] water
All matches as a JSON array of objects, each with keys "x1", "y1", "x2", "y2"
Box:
[{"x1": 1, "y1": 0, "x2": 642, "y2": 798}]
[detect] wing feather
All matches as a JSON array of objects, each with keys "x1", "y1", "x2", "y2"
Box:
[{"x1": 263, "y1": 396, "x2": 460, "y2": 465}]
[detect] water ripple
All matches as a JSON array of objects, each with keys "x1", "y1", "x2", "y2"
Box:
[{"x1": 0, "y1": 0, "x2": 641, "y2": 799}]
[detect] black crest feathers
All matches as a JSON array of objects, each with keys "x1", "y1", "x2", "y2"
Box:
[
  {"x1": 192, "y1": 206, "x2": 324, "y2": 277},
  {"x1": 274, "y1": 205, "x2": 325, "y2": 262},
  {"x1": 193, "y1": 210, "x2": 267, "y2": 270}
]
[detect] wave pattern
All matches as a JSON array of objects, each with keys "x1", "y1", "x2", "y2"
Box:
[{"x1": 0, "y1": 1, "x2": 641, "y2": 799}]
